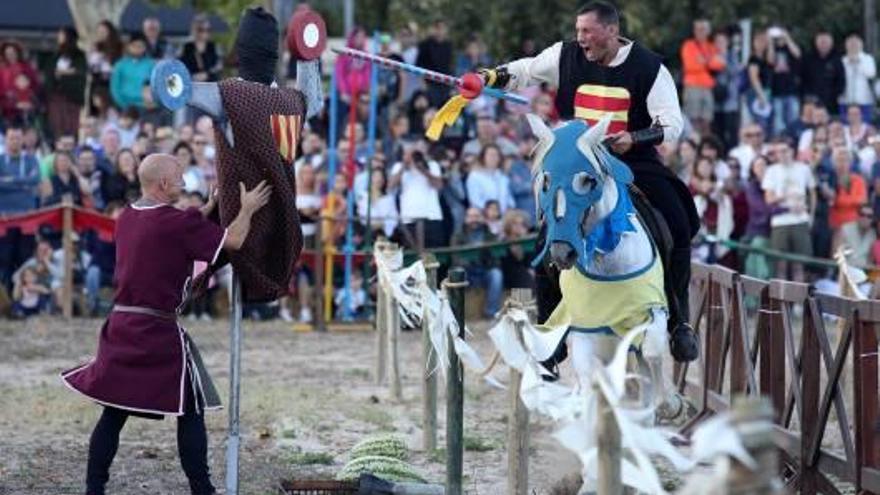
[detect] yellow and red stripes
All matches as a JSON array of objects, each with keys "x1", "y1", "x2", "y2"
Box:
[
  {"x1": 573, "y1": 84, "x2": 631, "y2": 134},
  {"x1": 270, "y1": 114, "x2": 302, "y2": 163}
]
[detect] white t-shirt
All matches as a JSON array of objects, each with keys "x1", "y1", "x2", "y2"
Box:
[
  {"x1": 761, "y1": 161, "x2": 816, "y2": 227},
  {"x1": 296, "y1": 193, "x2": 322, "y2": 237},
  {"x1": 357, "y1": 193, "x2": 399, "y2": 238},
  {"x1": 390, "y1": 160, "x2": 443, "y2": 223}
]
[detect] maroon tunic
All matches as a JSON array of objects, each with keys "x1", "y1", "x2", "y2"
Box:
[{"x1": 62, "y1": 204, "x2": 226, "y2": 416}]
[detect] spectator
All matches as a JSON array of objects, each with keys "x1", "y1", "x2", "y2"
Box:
[
  {"x1": 500, "y1": 209, "x2": 535, "y2": 290},
  {"x1": 0, "y1": 41, "x2": 40, "y2": 125},
  {"x1": 142, "y1": 16, "x2": 172, "y2": 59},
  {"x1": 742, "y1": 155, "x2": 774, "y2": 279},
  {"x1": 712, "y1": 29, "x2": 743, "y2": 150},
  {"x1": 762, "y1": 138, "x2": 816, "y2": 282},
  {"x1": 440, "y1": 155, "x2": 467, "y2": 239},
  {"x1": 845, "y1": 103, "x2": 874, "y2": 151},
  {"x1": 451, "y1": 207, "x2": 502, "y2": 319},
  {"x1": 95, "y1": 127, "x2": 121, "y2": 175},
  {"x1": 175, "y1": 141, "x2": 207, "y2": 197},
  {"x1": 843, "y1": 203, "x2": 876, "y2": 267},
  {"x1": 12, "y1": 239, "x2": 62, "y2": 311},
  {"x1": 830, "y1": 146, "x2": 868, "y2": 250},
  {"x1": 728, "y1": 124, "x2": 765, "y2": 179},
  {"x1": 0, "y1": 126, "x2": 39, "y2": 213},
  {"x1": 690, "y1": 156, "x2": 733, "y2": 263},
  {"x1": 41, "y1": 151, "x2": 84, "y2": 206},
  {"x1": 87, "y1": 20, "x2": 124, "y2": 116},
  {"x1": 698, "y1": 135, "x2": 729, "y2": 181},
  {"x1": 768, "y1": 26, "x2": 802, "y2": 135},
  {"x1": 484, "y1": 199, "x2": 502, "y2": 236},
  {"x1": 388, "y1": 147, "x2": 445, "y2": 248},
  {"x1": 39, "y1": 133, "x2": 76, "y2": 179},
  {"x1": 672, "y1": 138, "x2": 698, "y2": 182},
  {"x1": 785, "y1": 96, "x2": 818, "y2": 144},
  {"x1": 801, "y1": 32, "x2": 846, "y2": 117},
  {"x1": 11, "y1": 266, "x2": 51, "y2": 318},
  {"x1": 841, "y1": 33, "x2": 876, "y2": 122},
  {"x1": 334, "y1": 27, "x2": 371, "y2": 135},
  {"x1": 180, "y1": 15, "x2": 222, "y2": 83},
  {"x1": 455, "y1": 36, "x2": 491, "y2": 76},
  {"x1": 397, "y1": 25, "x2": 421, "y2": 103},
  {"x1": 295, "y1": 163, "x2": 320, "y2": 323},
  {"x1": 46, "y1": 27, "x2": 87, "y2": 139},
  {"x1": 506, "y1": 144, "x2": 536, "y2": 226},
  {"x1": 746, "y1": 29, "x2": 774, "y2": 134},
  {"x1": 100, "y1": 148, "x2": 140, "y2": 205},
  {"x1": 110, "y1": 33, "x2": 156, "y2": 111},
  {"x1": 356, "y1": 161, "x2": 398, "y2": 240},
  {"x1": 680, "y1": 19, "x2": 725, "y2": 136},
  {"x1": 416, "y1": 20, "x2": 454, "y2": 107},
  {"x1": 466, "y1": 143, "x2": 514, "y2": 212},
  {"x1": 812, "y1": 137, "x2": 837, "y2": 261},
  {"x1": 462, "y1": 115, "x2": 518, "y2": 158},
  {"x1": 84, "y1": 203, "x2": 121, "y2": 316},
  {"x1": 76, "y1": 147, "x2": 103, "y2": 208}
]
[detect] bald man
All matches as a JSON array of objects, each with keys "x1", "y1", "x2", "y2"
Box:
[{"x1": 62, "y1": 153, "x2": 270, "y2": 495}]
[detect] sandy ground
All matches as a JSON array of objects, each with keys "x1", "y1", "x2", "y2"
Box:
[{"x1": 0, "y1": 316, "x2": 590, "y2": 495}]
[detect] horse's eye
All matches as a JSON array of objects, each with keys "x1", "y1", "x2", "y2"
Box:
[
  {"x1": 572, "y1": 172, "x2": 596, "y2": 195},
  {"x1": 542, "y1": 172, "x2": 551, "y2": 193}
]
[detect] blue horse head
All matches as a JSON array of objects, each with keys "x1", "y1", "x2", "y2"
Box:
[{"x1": 528, "y1": 115, "x2": 638, "y2": 272}]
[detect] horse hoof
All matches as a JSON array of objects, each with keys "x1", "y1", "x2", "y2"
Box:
[{"x1": 670, "y1": 322, "x2": 699, "y2": 362}]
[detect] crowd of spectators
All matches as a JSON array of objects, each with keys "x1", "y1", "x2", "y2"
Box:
[{"x1": 1, "y1": 12, "x2": 879, "y2": 321}]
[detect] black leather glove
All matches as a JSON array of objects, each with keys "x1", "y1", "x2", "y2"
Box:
[
  {"x1": 476, "y1": 67, "x2": 511, "y2": 89},
  {"x1": 630, "y1": 123, "x2": 665, "y2": 147}
]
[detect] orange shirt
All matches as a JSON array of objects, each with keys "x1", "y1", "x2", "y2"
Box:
[
  {"x1": 680, "y1": 39, "x2": 725, "y2": 89},
  {"x1": 830, "y1": 174, "x2": 867, "y2": 229}
]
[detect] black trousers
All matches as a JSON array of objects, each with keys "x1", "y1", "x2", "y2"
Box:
[{"x1": 85, "y1": 385, "x2": 215, "y2": 495}]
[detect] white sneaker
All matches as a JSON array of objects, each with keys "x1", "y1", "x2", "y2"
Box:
[
  {"x1": 299, "y1": 307, "x2": 313, "y2": 323},
  {"x1": 280, "y1": 307, "x2": 294, "y2": 322}
]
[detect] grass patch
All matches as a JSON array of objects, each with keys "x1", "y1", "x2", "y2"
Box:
[
  {"x1": 350, "y1": 405, "x2": 394, "y2": 430},
  {"x1": 428, "y1": 448, "x2": 446, "y2": 463},
  {"x1": 462, "y1": 435, "x2": 495, "y2": 452},
  {"x1": 342, "y1": 368, "x2": 370, "y2": 380},
  {"x1": 286, "y1": 451, "x2": 335, "y2": 466}
]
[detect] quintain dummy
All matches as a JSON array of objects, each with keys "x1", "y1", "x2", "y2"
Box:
[{"x1": 189, "y1": 7, "x2": 311, "y2": 303}]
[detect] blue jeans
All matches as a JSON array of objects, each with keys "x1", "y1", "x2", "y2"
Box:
[
  {"x1": 773, "y1": 95, "x2": 799, "y2": 136},
  {"x1": 467, "y1": 267, "x2": 503, "y2": 318},
  {"x1": 85, "y1": 265, "x2": 111, "y2": 314}
]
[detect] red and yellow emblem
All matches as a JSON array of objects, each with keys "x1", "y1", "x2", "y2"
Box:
[
  {"x1": 574, "y1": 84, "x2": 630, "y2": 134},
  {"x1": 270, "y1": 114, "x2": 302, "y2": 163}
]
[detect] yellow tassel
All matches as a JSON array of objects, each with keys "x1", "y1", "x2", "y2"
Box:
[{"x1": 425, "y1": 95, "x2": 471, "y2": 141}]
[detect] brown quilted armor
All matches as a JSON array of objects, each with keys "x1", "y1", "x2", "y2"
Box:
[{"x1": 193, "y1": 79, "x2": 305, "y2": 303}]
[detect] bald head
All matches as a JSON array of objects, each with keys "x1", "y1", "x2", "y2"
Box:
[{"x1": 139, "y1": 153, "x2": 184, "y2": 203}]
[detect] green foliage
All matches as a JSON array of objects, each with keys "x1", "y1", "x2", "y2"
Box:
[
  {"x1": 462, "y1": 434, "x2": 495, "y2": 452},
  {"x1": 336, "y1": 455, "x2": 426, "y2": 482},
  {"x1": 350, "y1": 434, "x2": 409, "y2": 461}
]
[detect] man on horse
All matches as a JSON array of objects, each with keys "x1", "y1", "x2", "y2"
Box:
[{"x1": 479, "y1": 0, "x2": 700, "y2": 363}]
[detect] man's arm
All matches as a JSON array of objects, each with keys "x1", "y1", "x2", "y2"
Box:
[
  {"x1": 483, "y1": 42, "x2": 562, "y2": 92},
  {"x1": 607, "y1": 64, "x2": 683, "y2": 154},
  {"x1": 223, "y1": 181, "x2": 272, "y2": 250}
]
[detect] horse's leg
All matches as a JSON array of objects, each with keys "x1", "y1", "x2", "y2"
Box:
[
  {"x1": 568, "y1": 332, "x2": 598, "y2": 394},
  {"x1": 641, "y1": 309, "x2": 687, "y2": 422}
]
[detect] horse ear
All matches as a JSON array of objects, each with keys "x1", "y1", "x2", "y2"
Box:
[
  {"x1": 582, "y1": 114, "x2": 612, "y2": 148},
  {"x1": 525, "y1": 113, "x2": 554, "y2": 143}
]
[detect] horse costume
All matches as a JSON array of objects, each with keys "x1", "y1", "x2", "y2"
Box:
[{"x1": 525, "y1": 114, "x2": 675, "y2": 410}]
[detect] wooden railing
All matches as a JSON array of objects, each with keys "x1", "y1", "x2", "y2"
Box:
[{"x1": 680, "y1": 262, "x2": 880, "y2": 494}]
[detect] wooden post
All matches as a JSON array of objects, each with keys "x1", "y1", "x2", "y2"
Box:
[
  {"x1": 596, "y1": 381, "x2": 623, "y2": 495},
  {"x1": 801, "y1": 299, "x2": 820, "y2": 494},
  {"x1": 61, "y1": 197, "x2": 74, "y2": 318},
  {"x1": 388, "y1": 269, "x2": 403, "y2": 401},
  {"x1": 853, "y1": 302, "x2": 880, "y2": 492},
  {"x1": 422, "y1": 253, "x2": 440, "y2": 452},
  {"x1": 314, "y1": 231, "x2": 326, "y2": 332},
  {"x1": 445, "y1": 267, "x2": 468, "y2": 495},
  {"x1": 374, "y1": 241, "x2": 388, "y2": 385},
  {"x1": 726, "y1": 395, "x2": 784, "y2": 494},
  {"x1": 508, "y1": 288, "x2": 531, "y2": 495}
]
